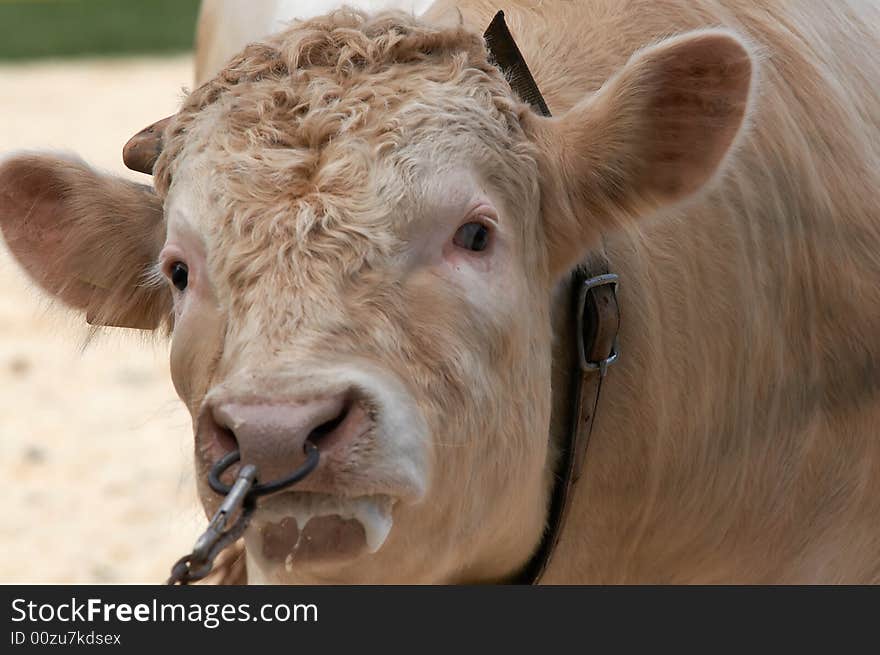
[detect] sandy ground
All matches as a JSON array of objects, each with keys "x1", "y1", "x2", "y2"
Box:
[{"x1": 0, "y1": 55, "x2": 205, "y2": 583}]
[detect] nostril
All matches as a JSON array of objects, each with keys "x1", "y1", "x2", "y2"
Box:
[
  {"x1": 196, "y1": 408, "x2": 242, "y2": 489},
  {"x1": 202, "y1": 408, "x2": 239, "y2": 461},
  {"x1": 214, "y1": 424, "x2": 238, "y2": 456},
  {"x1": 307, "y1": 400, "x2": 351, "y2": 447}
]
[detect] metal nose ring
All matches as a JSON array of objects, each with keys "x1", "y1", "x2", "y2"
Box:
[{"x1": 208, "y1": 440, "x2": 320, "y2": 497}]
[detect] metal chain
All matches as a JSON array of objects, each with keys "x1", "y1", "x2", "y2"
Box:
[{"x1": 167, "y1": 442, "x2": 319, "y2": 585}]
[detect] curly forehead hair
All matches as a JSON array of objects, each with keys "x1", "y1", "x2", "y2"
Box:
[{"x1": 153, "y1": 8, "x2": 528, "y2": 197}]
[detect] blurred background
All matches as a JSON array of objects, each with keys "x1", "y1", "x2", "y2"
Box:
[{"x1": 0, "y1": 0, "x2": 204, "y2": 582}]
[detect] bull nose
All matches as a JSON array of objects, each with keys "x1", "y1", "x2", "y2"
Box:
[{"x1": 201, "y1": 392, "x2": 362, "y2": 484}]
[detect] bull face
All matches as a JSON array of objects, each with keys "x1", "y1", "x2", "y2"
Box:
[
  {"x1": 162, "y1": 148, "x2": 553, "y2": 582},
  {"x1": 0, "y1": 10, "x2": 753, "y2": 583}
]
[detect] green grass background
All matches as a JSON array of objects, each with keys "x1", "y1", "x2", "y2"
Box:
[{"x1": 0, "y1": 0, "x2": 201, "y2": 60}]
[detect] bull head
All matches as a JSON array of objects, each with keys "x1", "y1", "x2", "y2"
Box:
[{"x1": 1, "y1": 8, "x2": 754, "y2": 584}]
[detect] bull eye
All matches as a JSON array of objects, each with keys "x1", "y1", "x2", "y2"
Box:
[
  {"x1": 453, "y1": 221, "x2": 491, "y2": 252},
  {"x1": 170, "y1": 262, "x2": 189, "y2": 291}
]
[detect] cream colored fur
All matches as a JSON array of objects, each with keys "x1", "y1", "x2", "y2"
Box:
[
  {"x1": 195, "y1": 0, "x2": 436, "y2": 83},
  {"x1": 452, "y1": 0, "x2": 880, "y2": 583},
  {"x1": 0, "y1": 1, "x2": 878, "y2": 583}
]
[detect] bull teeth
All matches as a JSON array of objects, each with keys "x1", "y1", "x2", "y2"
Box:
[
  {"x1": 357, "y1": 496, "x2": 394, "y2": 553},
  {"x1": 257, "y1": 493, "x2": 395, "y2": 556}
]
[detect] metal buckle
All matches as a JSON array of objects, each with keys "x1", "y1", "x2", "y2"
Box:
[{"x1": 576, "y1": 273, "x2": 619, "y2": 377}]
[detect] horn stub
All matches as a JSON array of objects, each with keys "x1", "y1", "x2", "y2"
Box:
[{"x1": 123, "y1": 116, "x2": 173, "y2": 175}]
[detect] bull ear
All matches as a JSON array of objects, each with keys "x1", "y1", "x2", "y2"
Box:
[
  {"x1": 525, "y1": 29, "x2": 755, "y2": 277},
  {"x1": 0, "y1": 154, "x2": 171, "y2": 330}
]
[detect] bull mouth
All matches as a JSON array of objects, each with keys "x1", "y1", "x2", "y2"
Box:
[{"x1": 245, "y1": 491, "x2": 396, "y2": 569}]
